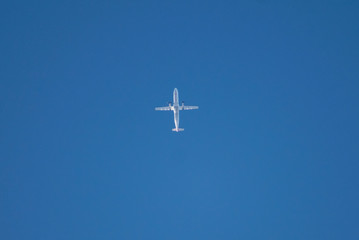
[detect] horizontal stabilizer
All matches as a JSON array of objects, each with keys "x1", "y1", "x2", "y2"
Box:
[{"x1": 172, "y1": 128, "x2": 184, "y2": 132}]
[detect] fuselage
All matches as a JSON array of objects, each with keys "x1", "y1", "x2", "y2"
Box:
[{"x1": 173, "y1": 88, "x2": 180, "y2": 130}]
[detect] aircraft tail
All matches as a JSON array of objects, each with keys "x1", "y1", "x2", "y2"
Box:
[{"x1": 172, "y1": 128, "x2": 184, "y2": 132}]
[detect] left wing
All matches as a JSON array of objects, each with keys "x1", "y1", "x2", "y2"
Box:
[
  {"x1": 155, "y1": 106, "x2": 171, "y2": 111},
  {"x1": 181, "y1": 106, "x2": 199, "y2": 110}
]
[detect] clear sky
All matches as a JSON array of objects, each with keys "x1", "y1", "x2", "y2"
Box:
[{"x1": 1, "y1": 0, "x2": 359, "y2": 239}]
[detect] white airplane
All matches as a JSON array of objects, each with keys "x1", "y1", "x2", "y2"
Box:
[{"x1": 155, "y1": 88, "x2": 199, "y2": 132}]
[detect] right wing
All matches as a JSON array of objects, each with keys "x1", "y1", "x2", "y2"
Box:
[
  {"x1": 155, "y1": 106, "x2": 172, "y2": 111},
  {"x1": 182, "y1": 106, "x2": 199, "y2": 110}
]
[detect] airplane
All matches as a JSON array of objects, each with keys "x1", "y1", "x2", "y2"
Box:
[{"x1": 155, "y1": 88, "x2": 199, "y2": 132}]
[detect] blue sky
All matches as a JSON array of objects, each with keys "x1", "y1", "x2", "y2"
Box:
[{"x1": 1, "y1": 1, "x2": 359, "y2": 239}]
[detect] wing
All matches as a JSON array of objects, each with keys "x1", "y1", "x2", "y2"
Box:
[
  {"x1": 182, "y1": 106, "x2": 199, "y2": 110},
  {"x1": 155, "y1": 106, "x2": 172, "y2": 111}
]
